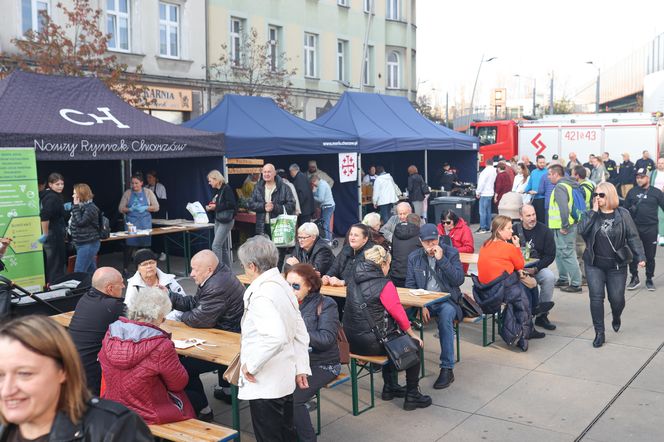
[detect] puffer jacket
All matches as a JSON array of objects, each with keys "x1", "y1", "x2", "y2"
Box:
[
  {"x1": 577, "y1": 207, "x2": 645, "y2": 266},
  {"x1": 168, "y1": 263, "x2": 244, "y2": 332},
  {"x1": 325, "y1": 240, "x2": 374, "y2": 283},
  {"x1": 247, "y1": 175, "x2": 296, "y2": 235},
  {"x1": 299, "y1": 292, "x2": 340, "y2": 367},
  {"x1": 285, "y1": 236, "x2": 335, "y2": 275},
  {"x1": 407, "y1": 173, "x2": 426, "y2": 202},
  {"x1": 99, "y1": 318, "x2": 195, "y2": 425},
  {"x1": 472, "y1": 271, "x2": 532, "y2": 347},
  {"x1": 0, "y1": 398, "x2": 154, "y2": 441},
  {"x1": 69, "y1": 201, "x2": 100, "y2": 245},
  {"x1": 390, "y1": 222, "x2": 422, "y2": 282}
]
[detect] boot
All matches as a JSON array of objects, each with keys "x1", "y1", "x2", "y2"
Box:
[
  {"x1": 403, "y1": 386, "x2": 432, "y2": 411},
  {"x1": 593, "y1": 332, "x2": 605, "y2": 348},
  {"x1": 433, "y1": 368, "x2": 454, "y2": 390},
  {"x1": 612, "y1": 315, "x2": 621, "y2": 332},
  {"x1": 381, "y1": 382, "x2": 406, "y2": 400},
  {"x1": 535, "y1": 313, "x2": 557, "y2": 330}
]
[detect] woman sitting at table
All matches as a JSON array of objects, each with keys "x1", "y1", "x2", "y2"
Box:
[
  {"x1": 437, "y1": 209, "x2": 474, "y2": 273},
  {"x1": 0, "y1": 315, "x2": 152, "y2": 441},
  {"x1": 285, "y1": 263, "x2": 340, "y2": 442},
  {"x1": 125, "y1": 249, "x2": 187, "y2": 320},
  {"x1": 99, "y1": 287, "x2": 195, "y2": 425},
  {"x1": 284, "y1": 222, "x2": 335, "y2": 276},
  {"x1": 322, "y1": 223, "x2": 374, "y2": 287}
]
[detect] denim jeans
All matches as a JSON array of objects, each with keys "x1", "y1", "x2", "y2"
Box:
[
  {"x1": 534, "y1": 267, "x2": 555, "y2": 304},
  {"x1": 427, "y1": 301, "x2": 457, "y2": 369},
  {"x1": 378, "y1": 204, "x2": 393, "y2": 224},
  {"x1": 554, "y1": 226, "x2": 582, "y2": 286},
  {"x1": 74, "y1": 241, "x2": 100, "y2": 273},
  {"x1": 212, "y1": 220, "x2": 234, "y2": 267},
  {"x1": 412, "y1": 200, "x2": 425, "y2": 220},
  {"x1": 585, "y1": 262, "x2": 627, "y2": 333},
  {"x1": 321, "y1": 205, "x2": 335, "y2": 242},
  {"x1": 479, "y1": 196, "x2": 492, "y2": 230}
]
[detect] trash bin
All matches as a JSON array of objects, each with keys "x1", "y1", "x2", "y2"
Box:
[{"x1": 428, "y1": 196, "x2": 476, "y2": 225}]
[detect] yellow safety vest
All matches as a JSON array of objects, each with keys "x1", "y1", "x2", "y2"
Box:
[{"x1": 548, "y1": 183, "x2": 575, "y2": 229}]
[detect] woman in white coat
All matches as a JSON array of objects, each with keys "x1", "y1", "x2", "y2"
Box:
[{"x1": 237, "y1": 235, "x2": 311, "y2": 442}]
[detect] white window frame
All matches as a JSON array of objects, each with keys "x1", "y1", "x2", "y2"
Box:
[
  {"x1": 159, "y1": 2, "x2": 180, "y2": 59},
  {"x1": 268, "y1": 25, "x2": 280, "y2": 72},
  {"x1": 337, "y1": 39, "x2": 348, "y2": 82},
  {"x1": 386, "y1": 0, "x2": 400, "y2": 20},
  {"x1": 338, "y1": 0, "x2": 349, "y2": 6},
  {"x1": 106, "y1": 0, "x2": 131, "y2": 52},
  {"x1": 304, "y1": 33, "x2": 318, "y2": 78},
  {"x1": 387, "y1": 51, "x2": 400, "y2": 89},
  {"x1": 363, "y1": 0, "x2": 373, "y2": 13},
  {"x1": 363, "y1": 45, "x2": 373, "y2": 86},
  {"x1": 230, "y1": 17, "x2": 244, "y2": 67},
  {"x1": 21, "y1": 0, "x2": 50, "y2": 35}
]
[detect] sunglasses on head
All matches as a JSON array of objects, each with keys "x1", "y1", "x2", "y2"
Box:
[
  {"x1": 290, "y1": 283, "x2": 301, "y2": 290},
  {"x1": 593, "y1": 192, "x2": 606, "y2": 199}
]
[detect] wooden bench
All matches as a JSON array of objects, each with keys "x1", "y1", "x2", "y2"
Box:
[
  {"x1": 349, "y1": 353, "x2": 389, "y2": 416},
  {"x1": 149, "y1": 419, "x2": 238, "y2": 442}
]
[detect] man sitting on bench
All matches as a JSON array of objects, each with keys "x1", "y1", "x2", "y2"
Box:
[{"x1": 405, "y1": 224, "x2": 465, "y2": 390}]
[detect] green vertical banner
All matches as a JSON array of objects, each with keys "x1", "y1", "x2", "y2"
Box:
[{"x1": 0, "y1": 148, "x2": 45, "y2": 291}]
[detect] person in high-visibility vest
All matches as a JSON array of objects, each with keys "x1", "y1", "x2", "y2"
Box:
[
  {"x1": 548, "y1": 164, "x2": 583, "y2": 293},
  {"x1": 571, "y1": 165, "x2": 596, "y2": 284}
]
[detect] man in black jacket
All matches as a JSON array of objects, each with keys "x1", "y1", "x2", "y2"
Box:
[
  {"x1": 602, "y1": 152, "x2": 618, "y2": 185},
  {"x1": 247, "y1": 163, "x2": 296, "y2": 236},
  {"x1": 289, "y1": 163, "x2": 315, "y2": 225},
  {"x1": 513, "y1": 204, "x2": 557, "y2": 331},
  {"x1": 617, "y1": 152, "x2": 636, "y2": 198},
  {"x1": 624, "y1": 168, "x2": 664, "y2": 291},
  {"x1": 68, "y1": 267, "x2": 126, "y2": 395},
  {"x1": 168, "y1": 249, "x2": 245, "y2": 419},
  {"x1": 635, "y1": 150, "x2": 655, "y2": 176},
  {"x1": 390, "y1": 213, "x2": 422, "y2": 288}
]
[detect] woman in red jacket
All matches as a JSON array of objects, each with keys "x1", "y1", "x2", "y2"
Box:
[
  {"x1": 437, "y1": 210, "x2": 474, "y2": 272},
  {"x1": 99, "y1": 287, "x2": 195, "y2": 425}
]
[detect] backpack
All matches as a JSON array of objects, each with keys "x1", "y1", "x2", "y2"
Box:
[
  {"x1": 98, "y1": 210, "x2": 111, "y2": 240},
  {"x1": 570, "y1": 187, "x2": 587, "y2": 222}
]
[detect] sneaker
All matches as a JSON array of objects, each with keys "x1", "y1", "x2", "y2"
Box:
[
  {"x1": 659, "y1": 235, "x2": 664, "y2": 246},
  {"x1": 646, "y1": 279, "x2": 655, "y2": 291},
  {"x1": 554, "y1": 279, "x2": 569, "y2": 288},
  {"x1": 535, "y1": 314, "x2": 557, "y2": 330},
  {"x1": 627, "y1": 276, "x2": 641, "y2": 290},
  {"x1": 530, "y1": 329, "x2": 546, "y2": 339},
  {"x1": 197, "y1": 409, "x2": 214, "y2": 422},
  {"x1": 561, "y1": 285, "x2": 582, "y2": 293},
  {"x1": 213, "y1": 386, "x2": 233, "y2": 405},
  {"x1": 581, "y1": 277, "x2": 588, "y2": 286},
  {"x1": 475, "y1": 228, "x2": 488, "y2": 234}
]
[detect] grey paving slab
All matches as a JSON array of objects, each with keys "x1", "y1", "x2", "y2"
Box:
[
  {"x1": 544, "y1": 290, "x2": 597, "y2": 339},
  {"x1": 437, "y1": 414, "x2": 574, "y2": 442},
  {"x1": 584, "y1": 387, "x2": 664, "y2": 442},
  {"x1": 630, "y1": 352, "x2": 664, "y2": 394},
  {"x1": 319, "y1": 402, "x2": 470, "y2": 442},
  {"x1": 477, "y1": 371, "x2": 620, "y2": 436},
  {"x1": 535, "y1": 338, "x2": 653, "y2": 386}
]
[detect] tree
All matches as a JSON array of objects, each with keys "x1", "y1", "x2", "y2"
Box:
[
  {"x1": 6, "y1": 0, "x2": 149, "y2": 107},
  {"x1": 413, "y1": 95, "x2": 435, "y2": 121},
  {"x1": 208, "y1": 27, "x2": 298, "y2": 112},
  {"x1": 543, "y1": 97, "x2": 575, "y2": 114}
]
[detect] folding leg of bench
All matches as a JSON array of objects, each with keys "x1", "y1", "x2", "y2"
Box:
[
  {"x1": 482, "y1": 313, "x2": 497, "y2": 347},
  {"x1": 312, "y1": 373, "x2": 349, "y2": 436},
  {"x1": 349, "y1": 354, "x2": 389, "y2": 416}
]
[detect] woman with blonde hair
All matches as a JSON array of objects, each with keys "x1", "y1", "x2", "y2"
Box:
[
  {"x1": 69, "y1": 183, "x2": 101, "y2": 273},
  {"x1": 578, "y1": 182, "x2": 644, "y2": 348},
  {"x1": 0, "y1": 315, "x2": 152, "y2": 441},
  {"x1": 343, "y1": 245, "x2": 431, "y2": 411},
  {"x1": 205, "y1": 169, "x2": 237, "y2": 266}
]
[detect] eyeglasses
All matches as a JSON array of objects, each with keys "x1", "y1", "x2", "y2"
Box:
[
  {"x1": 290, "y1": 283, "x2": 301, "y2": 290},
  {"x1": 297, "y1": 235, "x2": 312, "y2": 241},
  {"x1": 442, "y1": 220, "x2": 453, "y2": 225},
  {"x1": 592, "y1": 192, "x2": 606, "y2": 199}
]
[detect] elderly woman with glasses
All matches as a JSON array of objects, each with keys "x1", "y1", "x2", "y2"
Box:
[
  {"x1": 124, "y1": 249, "x2": 187, "y2": 320},
  {"x1": 237, "y1": 235, "x2": 311, "y2": 442},
  {"x1": 578, "y1": 182, "x2": 645, "y2": 348},
  {"x1": 284, "y1": 222, "x2": 335, "y2": 276}
]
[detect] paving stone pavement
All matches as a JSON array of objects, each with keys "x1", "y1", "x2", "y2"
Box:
[{"x1": 100, "y1": 224, "x2": 664, "y2": 441}]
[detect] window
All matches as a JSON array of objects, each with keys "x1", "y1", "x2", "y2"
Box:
[
  {"x1": 474, "y1": 126, "x2": 497, "y2": 146},
  {"x1": 363, "y1": 0, "x2": 373, "y2": 13},
  {"x1": 106, "y1": 0, "x2": 130, "y2": 52},
  {"x1": 386, "y1": 0, "x2": 400, "y2": 20},
  {"x1": 336, "y1": 39, "x2": 348, "y2": 82},
  {"x1": 338, "y1": 0, "x2": 349, "y2": 6},
  {"x1": 230, "y1": 17, "x2": 245, "y2": 67},
  {"x1": 304, "y1": 33, "x2": 318, "y2": 78},
  {"x1": 387, "y1": 51, "x2": 400, "y2": 89},
  {"x1": 268, "y1": 25, "x2": 281, "y2": 72},
  {"x1": 21, "y1": 0, "x2": 49, "y2": 35},
  {"x1": 362, "y1": 45, "x2": 374, "y2": 85},
  {"x1": 159, "y1": 2, "x2": 180, "y2": 58}
]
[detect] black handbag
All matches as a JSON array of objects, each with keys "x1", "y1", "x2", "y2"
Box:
[
  {"x1": 603, "y1": 223, "x2": 633, "y2": 265},
  {"x1": 216, "y1": 209, "x2": 235, "y2": 224},
  {"x1": 356, "y1": 285, "x2": 419, "y2": 371}
]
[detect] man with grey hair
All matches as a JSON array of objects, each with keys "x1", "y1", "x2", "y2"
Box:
[
  {"x1": 248, "y1": 163, "x2": 296, "y2": 236},
  {"x1": 289, "y1": 163, "x2": 315, "y2": 225},
  {"x1": 307, "y1": 160, "x2": 334, "y2": 188},
  {"x1": 69, "y1": 267, "x2": 126, "y2": 395},
  {"x1": 284, "y1": 222, "x2": 334, "y2": 275},
  {"x1": 237, "y1": 235, "x2": 311, "y2": 441},
  {"x1": 380, "y1": 201, "x2": 422, "y2": 243},
  {"x1": 168, "y1": 249, "x2": 245, "y2": 419}
]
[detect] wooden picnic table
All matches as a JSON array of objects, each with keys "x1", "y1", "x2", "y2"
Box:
[{"x1": 459, "y1": 252, "x2": 479, "y2": 264}]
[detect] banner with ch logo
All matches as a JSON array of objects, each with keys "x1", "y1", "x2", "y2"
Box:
[{"x1": 338, "y1": 152, "x2": 358, "y2": 183}]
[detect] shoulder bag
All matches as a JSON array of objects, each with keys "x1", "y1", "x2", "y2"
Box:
[{"x1": 317, "y1": 298, "x2": 350, "y2": 364}]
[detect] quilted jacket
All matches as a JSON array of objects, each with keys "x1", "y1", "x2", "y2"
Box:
[{"x1": 98, "y1": 317, "x2": 195, "y2": 425}]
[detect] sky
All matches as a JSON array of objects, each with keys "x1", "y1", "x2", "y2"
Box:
[{"x1": 417, "y1": 0, "x2": 664, "y2": 112}]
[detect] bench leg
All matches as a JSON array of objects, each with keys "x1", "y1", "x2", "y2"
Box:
[
  {"x1": 230, "y1": 384, "x2": 241, "y2": 442},
  {"x1": 483, "y1": 314, "x2": 497, "y2": 347},
  {"x1": 315, "y1": 390, "x2": 321, "y2": 436},
  {"x1": 454, "y1": 322, "x2": 460, "y2": 362},
  {"x1": 419, "y1": 308, "x2": 426, "y2": 378},
  {"x1": 349, "y1": 359, "x2": 377, "y2": 416},
  {"x1": 350, "y1": 358, "x2": 359, "y2": 416}
]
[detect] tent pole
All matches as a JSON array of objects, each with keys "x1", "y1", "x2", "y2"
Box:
[
  {"x1": 424, "y1": 150, "x2": 429, "y2": 183},
  {"x1": 222, "y1": 156, "x2": 228, "y2": 182},
  {"x1": 357, "y1": 153, "x2": 362, "y2": 222}
]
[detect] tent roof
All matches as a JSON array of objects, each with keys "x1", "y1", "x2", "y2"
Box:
[
  {"x1": 314, "y1": 92, "x2": 479, "y2": 153},
  {"x1": 182, "y1": 94, "x2": 358, "y2": 157},
  {"x1": 0, "y1": 71, "x2": 223, "y2": 160}
]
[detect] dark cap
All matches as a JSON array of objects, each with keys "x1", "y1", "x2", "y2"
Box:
[
  {"x1": 419, "y1": 223, "x2": 439, "y2": 241},
  {"x1": 552, "y1": 154, "x2": 559, "y2": 160},
  {"x1": 134, "y1": 249, "x2": 158, "y2": 266},
  {"x1": 636, "y1": 168, "x2": 648, "y2": 177}
]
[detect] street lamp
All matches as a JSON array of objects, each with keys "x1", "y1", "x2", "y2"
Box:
[
  {"x1": 514, "y1": 74, "x2": 537, "y2": 117},
  {"x1": 586, "y1": 61, "x2": 600, "y2": 113},
  {"x1": 468, "y1": 55, "x2": 496, "y2": 127}
]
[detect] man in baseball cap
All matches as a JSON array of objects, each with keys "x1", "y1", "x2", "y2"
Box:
[{"x1": 404, "y1": 223, "x2": 465, "y2": 390}]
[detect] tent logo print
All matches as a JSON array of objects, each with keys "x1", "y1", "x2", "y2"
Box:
[
  {"x1": 530, "y1": 132, "x2": 547, "y2": 155},
  {"x1": 340, "y1": 154, "x2": 356, "y2": 177},
  {"x1": 59, "y1": 107, "x2": 130, "y2": 129}
]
